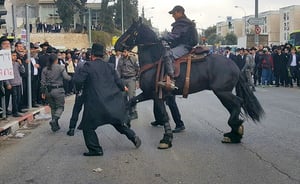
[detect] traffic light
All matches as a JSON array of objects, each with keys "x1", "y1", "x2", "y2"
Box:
[
  {"x1": 227, "y1": 16, "x2": 232, "y2": 29},
  {"x1": 228, "y1": 21, "x2": 232, "y2": 29},
  {"x1": 0, "y1": 10, "x2": 6, "y2": 26}
]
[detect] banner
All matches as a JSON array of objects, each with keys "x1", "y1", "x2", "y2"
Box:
[{"x1": 0, "y1": 50, "x2": 14, "y2": 81}]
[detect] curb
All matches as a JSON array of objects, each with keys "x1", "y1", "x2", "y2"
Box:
[{"x1": 0, "y1": 106, "x2": 51, "y2": 135}]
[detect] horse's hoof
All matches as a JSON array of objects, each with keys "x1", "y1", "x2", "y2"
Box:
[
  {"x1": 158, "y1": 136, "x2": 172, "y2": 149},
  {"x1": 221, "y1": 136, "x2": 241, "y2": 144},
  {"x1": 158, "y1": 142, "x2": 172, "y2": 149},
  {"x1": 221, "y1": 137, "x2": 232, "y2": 143},
  {"x1": 238, "y1": 125, "x2": 244, "y2": 136}
]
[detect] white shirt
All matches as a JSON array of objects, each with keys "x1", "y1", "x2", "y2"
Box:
[
  {"x1": 290, "y1": 54, "x2": 297, "y2": 66},
  {"x1": 31, "y1": 58, "x2": 38, "y2": 75},
  {"x1": 115, "y1": 55, "x2": 121, "y2": 70}
]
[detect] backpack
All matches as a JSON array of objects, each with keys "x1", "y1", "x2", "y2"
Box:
[{"x1": 187, "y1": 24, "x2": 198, "y2": 47}]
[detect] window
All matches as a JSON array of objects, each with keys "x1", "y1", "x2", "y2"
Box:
[
  {"x1": 283, "y1": 13, "x2": 286, "y2": 21},
  {"x1": 287, "y1": 22, "x2": 290, "y2": 31},
  {"x1": 287, "y1": 12, "x2": 289, "y2": 20},
  {"x1": 284, "y1": 33, "x2": 287, "y2": 41}
]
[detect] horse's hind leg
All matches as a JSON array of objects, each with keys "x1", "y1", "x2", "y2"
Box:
[{"x1": 214, "y1": 91, "x2": 244, "y2": 143}]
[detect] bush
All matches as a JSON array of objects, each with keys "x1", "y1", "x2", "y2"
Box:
[{"x1": 91, "y1": 30, "x2": 122, "y2": 48}]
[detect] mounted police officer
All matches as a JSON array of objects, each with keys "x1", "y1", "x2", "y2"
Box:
[{"x1": 159, "y1": 5, "x2": 198, "y2": 89}]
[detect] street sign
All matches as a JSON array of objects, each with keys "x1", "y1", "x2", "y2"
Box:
[
  {"x1": 247, "y1": 17, "x2": 265, "y2": 25},
  {"x1": 255, "y1": 25, "x2": 261, "y2": 34}
]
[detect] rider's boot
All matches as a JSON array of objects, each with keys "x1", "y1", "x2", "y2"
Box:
[{"x1": 158, "y1": 56, "x2": 177, "y2": 90}]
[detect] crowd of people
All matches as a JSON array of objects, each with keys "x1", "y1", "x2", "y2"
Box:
[
  {"x1": 36, "y1": 23, "x2": 62, "y2": 33},
  {"x1": 223, "y1": 43, "x2": 300, "y2": 90}
]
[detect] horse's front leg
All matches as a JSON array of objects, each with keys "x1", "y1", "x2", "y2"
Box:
[
  {"x1": 154, "y1": 97, "x2": 173, "y2": 149},
  {"x1": 128, "y1": 92, "x2": 152, "y2": 108}
]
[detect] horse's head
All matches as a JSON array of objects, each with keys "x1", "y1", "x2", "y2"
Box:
[{"x1": 115, "y1": 18, "x2": 159, "y2": 52}]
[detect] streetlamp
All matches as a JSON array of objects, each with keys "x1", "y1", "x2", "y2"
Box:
[
  {"x1": 121, "y1": 0, "x2": 124, "y2": 33},
  {"x1": 234, "y1": 5, "x2": 247, "y2": 36}
]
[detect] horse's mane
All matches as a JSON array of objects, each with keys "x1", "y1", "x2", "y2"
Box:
[{"x1": 138, "y1": 24, "x2": 158, "y2": 43}]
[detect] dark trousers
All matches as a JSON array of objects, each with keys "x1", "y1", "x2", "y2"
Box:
[
  {"x1": 31, "y1": 75, "x2": 39, "y2": 104},
  {"x1": 5, "y1": 88, "x2": 12, "y2": 111},
  {"x1": 166, "y1": 95, "x2": 184, "y2": 127},
  {"x1": 21, "y1": 77, "x2": 28, "y2": 108},
  {"x1": 254, "y1": 67, "x2": 262, "y2": 85},
  {"x1": 69, "y1": 94, "x2": 84, "y2": 129},
  {"x1": 289, "y1": 66, "x2": 300, "y2": 86},
  {"x1": 83, "y1": 123, "x2": 136, "y2": 153},
  {"x1": 11, "y1": 85, "x2": 22, "y2": 114},
  {"x1": 153, "y1": 95, "x2": 184, "y2": 127}
]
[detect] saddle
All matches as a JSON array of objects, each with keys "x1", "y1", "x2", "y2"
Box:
[
  {"x1": 173, "y1": 45, "x2": 209, "y2": 77},
  {"x1": 157, "y1": 46, "x2": 210, "y2": 98}
]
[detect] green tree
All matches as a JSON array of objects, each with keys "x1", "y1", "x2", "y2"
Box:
[
  {"x1": 207, "y1": 33, "x2": 224, "y2": 45},
  {"x1": 55, "y1": 0, "x2": 87, "y2": 32},
  {"x1": 99, "y1": 0, "x2": 114, "y2": 32},
  {"x1": 204, "y1": 26, "x2": 216, "y2": 39},
  {"x1": 114, "y1": 0, "x2": 139, "y2": 31},
  {"x1": 224, "y1": 32, "x2": 237, "y2": 45}
]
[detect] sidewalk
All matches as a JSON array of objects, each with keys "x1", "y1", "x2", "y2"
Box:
[{"x1": 0, "y1": 105, "x2": 51, "y2": 136}]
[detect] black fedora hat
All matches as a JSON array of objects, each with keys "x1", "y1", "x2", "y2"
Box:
[
  {"x1": 40, "y1": 41, "x2": 50, "y2": 48},
  {"x1": 91, "y1": 43, "x2": 104, "y2": 57}
]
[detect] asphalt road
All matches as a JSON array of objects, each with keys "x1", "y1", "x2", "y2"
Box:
[{"x1": 0, "y1": 86, "x2": 299, "y2": 184}]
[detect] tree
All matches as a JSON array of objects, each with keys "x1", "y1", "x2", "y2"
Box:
[
  {"x1": 114, "y1": 0, "x2": 139, "y2": 31},
  {"x1": 224, "y1": 32, "x2": 237, "y2": 45},
  {"x1": 204, "y1": 25, "x2": 216, "y2": 39},
  {"x1": 140, "y1": 7, "x2": 152, "y2": 28},
  {"x1": 207, "y1": 33, "x2": 224, "y2": 45},
  {"x1": 99, "y1": 0, "x2": 114, "y2": 32},
  {"x1": 54, "y1": 0, "x2": 87, "y2": 32}
]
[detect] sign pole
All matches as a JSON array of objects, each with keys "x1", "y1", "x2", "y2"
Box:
[
  {"x1": 26, "y1": 4, "x2": 32, "y2": 109},
  {"x1": 254, "y1": 0, "x2": 259, "y2": 46}
]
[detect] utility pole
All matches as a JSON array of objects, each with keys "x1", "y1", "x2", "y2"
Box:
[
  {"x1": 88, "y1": 8, "x2": 91, "y2": 47},
  {"x1": 254, "y1": 0, "x2": 259, "y2": 46},
  {"x1": 121, "y1": 0, "x2": 124, "y2": 33},
  {"x1": 25, "y1": 4, "x2": 32, "y2": 109}
]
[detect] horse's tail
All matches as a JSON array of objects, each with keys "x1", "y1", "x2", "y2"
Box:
[{"x1": 235, "y1": 73, "x2": 265, "y2": 122}]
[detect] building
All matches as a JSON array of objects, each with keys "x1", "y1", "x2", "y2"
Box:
[
  {"x1": 1, "y1": 0, "x2": 102, "y2": 34},
  {"x1": 279, "y1": 5, "x2": 300, "y2": 44},
  {"x1": 259, "y1": 10, "x2": 280, "y2": 46}
]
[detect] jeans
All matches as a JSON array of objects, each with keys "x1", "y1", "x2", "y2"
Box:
[{"x1": 261, "y1": 68, "x2": 272, "y2": 85}]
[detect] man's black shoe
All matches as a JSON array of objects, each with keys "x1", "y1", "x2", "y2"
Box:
[
  {"x1": 18, "y1": 109, "x2": 27, "y2": 113},
  {"x1": 6, "y1": 110, "x2": 12, "y2": 115},
  {"x1": 12, "y1": 113, "x2": 22, "y2": 117},
  {"x1": 49, "y1": 120, "x2": 60, "y2": 132},
  {"x1": 32, "y1": 104, "x2": 40, "y2": 108},
  {"x1": 172, "y1": 125, "x2": 185, "y2": 133},
  {"x1": 83, "y1": 151, "x2": 103, "y2": 156},
  {"x1": 130, "y1": 111, "x2": 138, "y2": 120},
  {"x1": 132, "y1": 136, "x2": 141, "y2": 148},
  {"x1": 150, "y1": 121, "x2": 165, "y2": 127},
  {"x1": 67, "y1": 128, "x2": 75, "y2": 136}
]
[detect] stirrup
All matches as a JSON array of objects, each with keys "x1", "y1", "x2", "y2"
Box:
[{"x1": 157, "y1": 77, "x2": 178, "y2": 91}]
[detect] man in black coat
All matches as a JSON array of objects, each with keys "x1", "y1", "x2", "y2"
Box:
[{"x1": 73, "y1": 43, "x2": 141, "y2": 156}]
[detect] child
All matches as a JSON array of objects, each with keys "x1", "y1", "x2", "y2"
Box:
[{"x1": 5, "y1": 51, "x2": 25, "y2": 117}]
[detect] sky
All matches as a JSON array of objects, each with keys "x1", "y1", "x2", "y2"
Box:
[
  {"x1": 86, "y1": 0, "x2": 300, "y2": 31},
  {"x1": 138, "y1": 0, "x2": 300, "y2": 31}
]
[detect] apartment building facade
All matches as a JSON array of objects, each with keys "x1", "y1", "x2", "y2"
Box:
[{"x1": 279, "y1": 5, "x2": 300, "y2": 44}]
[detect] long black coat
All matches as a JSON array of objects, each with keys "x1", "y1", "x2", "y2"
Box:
[{"x1": 73, "y1": 59, "x2": 127, "y2": 130}]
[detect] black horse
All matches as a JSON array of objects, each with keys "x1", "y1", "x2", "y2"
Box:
[{"x1": 115, "y1": 19, "x2": 264, "y2": 149}]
